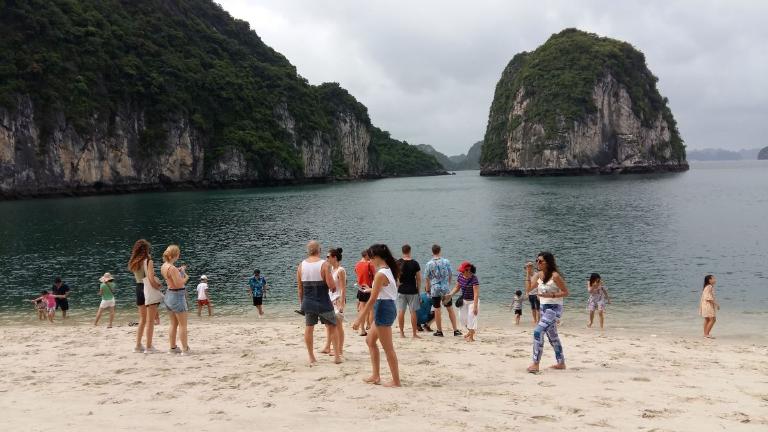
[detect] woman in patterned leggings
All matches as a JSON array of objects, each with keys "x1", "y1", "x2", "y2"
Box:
[{"x1": 525, "y1": 252, "x2": 569, "y2": 373}]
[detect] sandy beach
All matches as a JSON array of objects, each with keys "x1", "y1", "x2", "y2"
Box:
[{"x1": 1, "y1": 313, "x2": 766, "y2": 432}]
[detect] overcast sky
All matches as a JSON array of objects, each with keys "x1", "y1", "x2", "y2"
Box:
[{"x1": 219, "y1": 0, "x2": 768, "y2": 155}]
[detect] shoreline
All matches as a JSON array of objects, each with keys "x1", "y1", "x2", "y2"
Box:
[
  {"x1": 480, "y1": 162, "x2": 690, "y2": 177},
  {"x1": 0, "y1": 170, "x2": 449, "y2": 201},
  {"x1": 1, "y1": 315, "x2": 766, "y2": 431}
]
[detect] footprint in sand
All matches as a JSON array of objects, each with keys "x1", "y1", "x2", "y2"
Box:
[
  {"x1": 640, "y1": 408, "x2": 679, "y2": 419},
  {"x1": 631, "y1": 376, "x2": 651, "y2": 382},
  {"x1": 530, "y1": 415, "x2": 558, "y2": 423}
]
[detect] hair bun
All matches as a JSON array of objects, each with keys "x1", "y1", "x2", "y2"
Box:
[{"x1": 337, "y1": 248, "x2": 343, "y2": 253}]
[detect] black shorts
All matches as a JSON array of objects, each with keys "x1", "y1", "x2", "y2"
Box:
[
  {"x1": 136, "y1": 283, "x2": 145, "y2": 306},
  {"x1": 528, "y1": 295, "x2": 540, "y2": 311},
  {"x1": 357, "y1": 290, "x2": 371, "y2": 303},
  {"x1": 431, "y1": 296, "x2": 452, "y2": 308},
  {"x1": 514, "y1": 309, "x2": 522, "y2": 316},
  {"x1": 55, "y1": 298, "x2": 69, "y2": 311},
  {"x1": 252, "y1": 296, "x2": 263, "y2": 306}
]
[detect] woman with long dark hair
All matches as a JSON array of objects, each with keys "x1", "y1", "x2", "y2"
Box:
[
  {"x1": 525, "y1": 252, "x2": 569, "y2": 373},
  {"x1": 127, "y1": 239, "x2": 163, "y2": 354},
  {"x1": 321, "y1": 247, "x2": 346, "y2": 357},
  {"x1": 352, "y1": 244, "x2": 401, "y2": 387},
  {"x1": 699, "y1": 275, "x2": 719, "y2": 338}
]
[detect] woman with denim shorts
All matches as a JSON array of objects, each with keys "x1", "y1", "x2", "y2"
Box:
[
  {"x1": 353, "y1": 244, "x2": 401, "y2": 387},
  {"x1": 161, "y1": 245, "x2": 191, "y2": 356},
  {"x1": 525, "y1": 252, "x2": 569, "y2": 374}
]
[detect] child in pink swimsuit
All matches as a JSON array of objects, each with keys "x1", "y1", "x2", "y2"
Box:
[{"x1": 31, "y1": 291, "x2": 61, "y2": 323}]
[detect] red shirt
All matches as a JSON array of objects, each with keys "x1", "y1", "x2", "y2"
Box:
[{"x1": 354, "y1": 260, "x2": 375, "y2": 287}]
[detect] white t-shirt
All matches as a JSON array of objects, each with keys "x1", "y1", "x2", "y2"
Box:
[{"x1": 196, "y1": 282, "x2": 209, "y2": 300}]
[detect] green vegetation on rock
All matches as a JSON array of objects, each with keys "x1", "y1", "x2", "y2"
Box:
[
  {"x1": 0, "y1": 0, "x2": 436, "y2": 179},
  {"x1": 370, "y1": 128, "x2": 443, "y2": 176},
  {"x1": 482, "y1": 28, "x2": 685, "y2": 165}
]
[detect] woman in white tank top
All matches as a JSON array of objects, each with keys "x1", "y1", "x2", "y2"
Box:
[
  {"x1": 321, "y1": 247, "x2": 346, "y2": 357},
  {"x1": 526, "y1": 251, "x2": 569, "y2": 374},
  {"x1": 352, "y1": 244, "x2": 401, "y2": 387}
]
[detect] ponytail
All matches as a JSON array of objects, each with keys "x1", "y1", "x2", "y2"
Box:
[{"x1": 368, "y1": 244, "x2": 400, "y2": 280}]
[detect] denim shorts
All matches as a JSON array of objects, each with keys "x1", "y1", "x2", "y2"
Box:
[
  {"x1": 165, "y1": 290, "x2": 188, "y2": 313},
  {"x1": 374, "y1": 299, "x2": 397, "y2": 327}
]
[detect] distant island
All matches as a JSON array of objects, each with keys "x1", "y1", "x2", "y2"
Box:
[
  {"x1": 0, "y1": 0, "x2": 443, "y2": 199},
  {"x1": 759, "y1": 147, "x2": 768, "y2": 160},
  {"x1": 416, "y1": 141, "x2": 482, "y2": 171},
  {"x1": 480, "y1": 29, "x2": 688, "y2": 176},
  {"x1": 687, "y1": 148, "x2": 763, "y2": 161}
]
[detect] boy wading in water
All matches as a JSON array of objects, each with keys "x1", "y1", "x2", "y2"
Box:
[
  {"x1": 248, "y1": 270, "x2": 268, "y2": 317},
  {"x1": 197, "y1": 275, "x2": 213, "y2": 317}
]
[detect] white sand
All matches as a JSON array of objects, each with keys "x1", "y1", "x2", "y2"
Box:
[{"x1": 1, "y1": 315, "x2": 767, "y2": 431}]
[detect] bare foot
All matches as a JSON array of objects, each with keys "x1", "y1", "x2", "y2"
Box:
[
  {"x1": 587, "y1": 322, "x2": 593, "y2": 328},
  {"x1": 704, "y1": 335, "x2": 715, "y2": 339},
  {"x1": 334, "y1": 356, "x2": 343, "y2": 364},
  {"x1": 320, "y1": 348, "x2": 331, "y2": 354},
  {"x1": 527, "y1": 364, "x2": 540, "y2": 374},
  {"x1": 382, "y1": 381, "x2": 401, "y2": 388},
  {"x1": 308, "y1": 356, "x2": 318, "y2": 367},
  {"x1": 363, "y1": 376, "x2": 381, "y2": 385},
  {"x1": 466, "y1": 337, "x2": 475, "y2": 342},
  {"x1": 549, "y1": 363, "x2": 566, "y2": 370},
  {"x1": 399, "y1": 333, "x2": 406, "y2": 339},
  {"x1": 412, "y1": 334, "x2": 421, "y2": 339}
]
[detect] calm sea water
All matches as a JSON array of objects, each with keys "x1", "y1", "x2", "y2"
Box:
[{"x1": 1, "y1": 161, "x2": 766, "y2": 335}]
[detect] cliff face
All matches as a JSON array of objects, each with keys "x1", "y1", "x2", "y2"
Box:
[
  {"x1": 758, "y1": 147, "x2": 768, "y2": 160},
  {"x1": 0, "y1": 94, "x2": 373, "y2": 197},
  {"x1": 481, "y1": 29, "x2": 688, "y2": 176},
  {"x1": 0, "y1": 0, "x2": 439, "y2": 198}
]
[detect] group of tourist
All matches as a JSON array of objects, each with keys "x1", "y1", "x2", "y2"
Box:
[{"x1": 30, "y1": 237, "x2": 723, "y2": 387}]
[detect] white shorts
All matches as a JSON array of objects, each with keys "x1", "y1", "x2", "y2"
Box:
[
  {"x1": 100, "y1": 299, "x2": 116, "y2": 309},
  {"x1": 459, "y1": 301, "x2": 478, "y2": 330}
]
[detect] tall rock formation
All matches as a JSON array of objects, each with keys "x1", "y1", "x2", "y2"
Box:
[
  {"x1": 0, "y1": 0, "x2": 441, "y2": 198},
  {"x1": 481, "y1": 29, "x2": 688, "y2": 176},
  {"x1": 758, "y1": 147, "x2": 768, "y2": 160}
]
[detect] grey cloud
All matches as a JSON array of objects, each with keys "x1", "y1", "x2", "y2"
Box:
[{"x1": 220, "y1": 0, "x2": 768, "y2": 155}]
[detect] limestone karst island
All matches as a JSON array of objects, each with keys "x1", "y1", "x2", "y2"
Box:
[{"x1": 480, "y1": 29, "x2": 688, "y2": 176}]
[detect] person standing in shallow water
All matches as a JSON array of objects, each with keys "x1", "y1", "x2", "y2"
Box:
[
  {"x1": 352, "y1": 244, "x2": 401, "y2": 387},
  {"x1": 52, "y1": 277, "x2": 70, "y2": 319},
  {"x1": 586, "y1": 273, "x2": 610, "y2": 329},
  {"x1": 699, "y1": 275, "x2": 719, "y2": 338},
  {"x1": 526, "y1": 252, "x2": 569, "y2": 373},
  {"x1": 297, "y1": 240, "x2": 341, "y2": 366}
]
